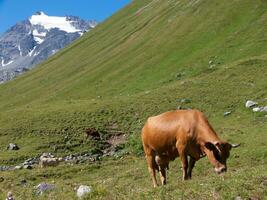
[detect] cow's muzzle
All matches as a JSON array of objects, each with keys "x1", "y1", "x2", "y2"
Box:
[{"x1": 215, "y1": 166, "x2": 227, "y2": 174}]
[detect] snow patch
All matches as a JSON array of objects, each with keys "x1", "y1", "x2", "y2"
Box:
[
  {"x1": 32, "y1": 29, "x2": 47, "y2": 44},
  {"x1": 32, "y1": 29, "x2": 47, "y2": 37},
  {"x1": 29, "y1": 12, "x2": 81, "y2": 33},
  {"x1": 28, "y1": 46, "x2": 37, "y2": 57},
  {"x1": 89, "y1": 22, "x2": 97, "y2": 28},
  {"x1": 34, "y1": 36, "x2": 44, "y2": 44},
  {"x1": 33, "y1": 51, "x2": 40, "y2": 56},
  {"x1": 51, "y1": 49, "x2": 58, "y2": 55},
  {"x1": 18, "y1": 45, "x2": 22, "y2": 56},
  {"x1": 2, "y1": 59, "x2": 14, "y2": 67}
]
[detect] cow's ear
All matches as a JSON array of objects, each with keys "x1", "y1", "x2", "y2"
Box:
[{"x1": 205, "y1": 142, "x2": 215, "y2": 150}]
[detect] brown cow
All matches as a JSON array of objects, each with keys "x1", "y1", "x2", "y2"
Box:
[{"x1": 141, "y1": 109, "x2": 239, "y2": 187}]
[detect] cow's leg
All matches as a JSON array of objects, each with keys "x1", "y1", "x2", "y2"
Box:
[
  {"x1": 180, "y1": 154, "x2": 188, "y2": 180},
  {"x1": 146, "y1": 155, "x2": 158, "y2": 187},
  {"x1": 143, "y1": 145, "x2": 158, "y2": 187},
  {"x1": 176, "y1": 143, "x2": 188, "y2": 180},
  {"x1": 188, "y1": 157, "x2": 196, "y2": 179},
  {"x1": 159, "y1": 166, "x2": 166, "y2": 185}
]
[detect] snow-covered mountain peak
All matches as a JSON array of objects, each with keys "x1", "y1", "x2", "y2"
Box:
[
  {"x1": 29, "y1": 11, "x2": 81, "y2": 33},
  {"x1": 0, "y1": 12, "x2": 97, "y2": 83}
]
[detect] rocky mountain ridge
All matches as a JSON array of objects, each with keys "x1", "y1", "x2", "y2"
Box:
[{"x1": 0, "y1": 11, "x2": 97, "y2": 83}]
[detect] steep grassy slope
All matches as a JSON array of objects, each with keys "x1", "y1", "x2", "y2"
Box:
[
  {"x1": 0, "y1": 0, "x2": 266, "y2": 199},
  {"x1": 0, "y1": 0, "x2": 267, "y2": 108}
]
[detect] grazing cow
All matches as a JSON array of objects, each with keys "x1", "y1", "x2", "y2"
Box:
[{"x1": 141, "y1": 109, "x2": 239, "y2": 187}]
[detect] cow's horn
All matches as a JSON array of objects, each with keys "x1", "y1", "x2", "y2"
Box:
[{"x1": 231, "y1": 143, "x2": 240, "y2": 148}]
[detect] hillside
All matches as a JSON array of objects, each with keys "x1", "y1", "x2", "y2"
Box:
[{"x1": 0, "y1": 0, "x2": 266, "y2": 199}]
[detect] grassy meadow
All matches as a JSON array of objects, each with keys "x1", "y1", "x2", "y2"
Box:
[{"x1": 0, "y1": 0, "x2": 266, "y2": 199}]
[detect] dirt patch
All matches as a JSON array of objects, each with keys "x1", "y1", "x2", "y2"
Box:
[
  {"x1": 107, "y1": 133, "x2": 127, "y2": 147},
  {"x1": 85, "y1": 128, "x2": 101, "y2": 140}
]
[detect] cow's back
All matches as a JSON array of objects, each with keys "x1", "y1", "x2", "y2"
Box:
[{"x1": 142, "y1": 110, "x2": 200, "y2": 153}]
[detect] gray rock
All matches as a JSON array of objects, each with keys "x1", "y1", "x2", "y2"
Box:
[
  {"x1": 20, "y1": 179, "x2": 27, "y2": 187},
  {"x1": 223, "y1": 111, "x2": 232, "y2": 117},
  {"x1": 180, "y1": 98, "x2": 191, "y2": 103},
  {"x1": 6, "y1": 191, "x2": 14, "y2": 200},
  {"x1": 235, "y1": 196, "x2": 243, "y2": 200},
  {"x1": 0, "y1": 12, "x2": 97, "y2": 83},
  {"x1": 177, "y1": 105, "x2": 182, "y2": 110},
  {"x1": 245, "y1": 100, "x2": 258, "y2": 108},
  {"x1": 252, "y1": 107, "x2": 261, "y2": 112},
  {"x1": 23, "y1": 165, "x2": 32, "y2": 169},
  {"x1": 77, "y1": 185, "x2": 92, "y2": 198},
  {"x1": 252, "y1": 106, "x2": 267, "y2": 112},
  {"x1": 23, "y1": 157, "x2": 39, "y2": 165},
  {"x1": 261, "y1": 106, "x2": 267, "y2": 112},
  {"x1": 40, "y1": 152, "x2": 54, "y2": 158},
  {"x1": 14, "y1": 165, "x2": 23, "y2": 170},
  {"x1": 7, "y1": 143, "x2": 19, "y2": 150},
  {"x1": 34, "y1": 183, "x2": 55, "y2": 195},
  {"x1": 0, "y1": 166, "x2": 11, "y2": 171}
]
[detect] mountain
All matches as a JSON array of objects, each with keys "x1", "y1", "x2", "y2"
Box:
[
  {"x1": 0, "y1": 11, "x2": 97, "y2": 83},
  {"x1": 0, "y1": 0, "x2": 266, "y2": 199}
]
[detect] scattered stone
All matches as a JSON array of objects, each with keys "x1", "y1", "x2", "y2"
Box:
[
  {"x1": 40, "y1": 153, "x2": 55, "y2": 158},
  {"x1": 209, "y1": 64, "x2": 216, "y2": 69},
  {"x1": 223, "y1": 111, "x2": 232, "y2": 117},
  {"x1": 180, "y1": 98, "x2": 191, "y2": 103},
  {"x1": 22, "y1": 157, "x2": 39, "y2": 166},
  {"x1": 261, "y1": 106, "x2": 267, "y2": 112},
  {"x1": 252, "y1": 107, "x2": 261, "y2": 112},
  {"x1": 77, "y1": 185, "x2": 92, "y2": 199},
  {"x1": 7, "y1": 143, "x2": 19, "y2": 150},
  {"x1": 0, "y1": 177, "x2": 4, "y2": 182},
  {"x1": 23, "y1": 165, "x2": 32, "y2": 169},
  {"x1": 34, "y1": 183, "x2": 55, "y2": 195},
  {"x1": 6, "y1": 191, "x2": 14, "y2": 200},
  {"x1": 235, "y1": 196, "x2": 243, "y2": 200},
  {"x1": 14, "y1": 165, "x2": 23, "y2": 170},
  {"x1": 177, "y1": 105, "x2": 182, "y2": 110},
  {"x1": 180, "y1": 81, "x2": 186, "y2": 85},
  {"x1": 245, "y1": 100, "x2": 258, "y2": 108},
  {"x1": 175, "y1": 73, "x2": 182, "y2": 79},
  {"x1": 0, "y1": 166, "x2": 12, "y2": 171},
  {"x1": 209, "y1": 60, "x2": 213, "y2": 65},
  {"x1": 252, "y1": 106, "x2": 267, "y2": 112},
  {"x1": 20, "y1": 179, "x2": 27, "y2": 187},
  {"x1": 145, "y1": 91, "x2": 150, "y2": 94}
]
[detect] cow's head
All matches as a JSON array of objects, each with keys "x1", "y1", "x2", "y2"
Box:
[{"x1": 204, "y1": 141, "x2": 239, "y2": 174}]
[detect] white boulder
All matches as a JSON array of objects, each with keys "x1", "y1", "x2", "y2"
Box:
[
  {"x1": 252, "y1": 107, "x2": 261, "y2": 112},
  {"x1": 77, "y1": 185, "x2": 92, "y2": 198},
  {"x1": 245, "y1": 100, "x2": 258, "y2": 108}
]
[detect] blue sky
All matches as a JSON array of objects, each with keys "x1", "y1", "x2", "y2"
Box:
[{"x1": 0, "y1": 0, "x2": 131, "y2": 33}]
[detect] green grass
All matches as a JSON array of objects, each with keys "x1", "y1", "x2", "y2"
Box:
[{"x1": 0, "y1": 0, "x2": 267, "y2": 199}]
